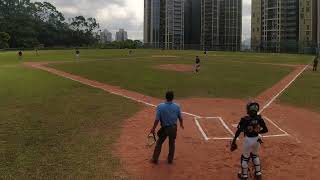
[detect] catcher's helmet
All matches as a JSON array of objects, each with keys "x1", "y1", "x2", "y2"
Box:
[{"x1": 246, "y1": 101, "x2": 260, "y2": 114}]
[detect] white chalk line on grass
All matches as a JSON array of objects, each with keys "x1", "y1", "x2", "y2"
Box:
[
  {"x1": 259, "y1": 64, "x2": 309, "y2": 114},
  {"x1": 33, "y1": 63, "x2": 301, "y2": 142},
  {"x1": 37, "y1": 65, "x2": 202, "y2": 118}
]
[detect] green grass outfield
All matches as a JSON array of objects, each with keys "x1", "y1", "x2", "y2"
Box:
[
  {"x1": 52, "y1": 58, "x2": 293, "y2": 99},
  {"x1": 0, "y1": 49, "x2": 318, "y2": 179}
]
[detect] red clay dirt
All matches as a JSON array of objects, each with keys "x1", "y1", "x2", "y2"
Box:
[
  {"x1": 25, "y1": 62, "x2": 320, "y2": 180},
  {"x1": 156, "y1": 64, "x2": 194, "y2": 72}
]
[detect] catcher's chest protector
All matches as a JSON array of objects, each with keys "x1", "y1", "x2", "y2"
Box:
[{"x1": 241, "y1": 116, "x2": 262, "y2": 137}]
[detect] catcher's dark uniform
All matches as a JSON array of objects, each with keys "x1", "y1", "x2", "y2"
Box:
[{"x1": 233, "y1": 114, "x2": 268, "y2": 179}]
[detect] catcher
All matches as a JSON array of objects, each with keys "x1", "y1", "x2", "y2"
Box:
[{"x1": 230, "y1": 102, "x2": 268, "y2": 180}]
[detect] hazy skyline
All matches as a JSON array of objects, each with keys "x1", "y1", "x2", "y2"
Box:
[{"x1": 36, "y1": 0, "x2": 251, "y2": 41}]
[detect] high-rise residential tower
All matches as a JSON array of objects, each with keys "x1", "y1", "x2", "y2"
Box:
[
  {"x1": 144, "y1": 0, "x2": 184, "y2": 49},
  {"x1": 252, "y1": 0, "x2": 318, "y2": 53},
  {"x1": 219, "y1": 0, "x2": 242, "y2": 51},
  {"x1": 201, "y1": 0, "x2": 220, "y2": 50},
  {"x1": 144, "y1": 0, "x2": 161, "y2": 48},
  {"x1": 317, "y1": 0, "x2": 320, "y2": 51},
  {"x1": 299, "y1": 0, "x2": 318, "y2": 53},
  {"x1": 115, "y1": 29, "x2": 128, "y2": 41},
  {"x1": 144, "y1": 0, "x2": 242, "y2": 51},
  {"x1": 251, "y1": 0, "x2": 262, "y2": 51},
  {"x1": 100, "y1": 29, "x2": 113, "y2": 43},
  {"x1": 201, "y1": 0, "x2": 242, "y2": 51},
  {"x1": 160, "y1": 0, "x2": 185, "y2": 49},
  {"x1": 184, "y1": 0, "x2": 201, "y2": 49}
]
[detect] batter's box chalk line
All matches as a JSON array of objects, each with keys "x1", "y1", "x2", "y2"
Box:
[
  {"x1": 195, "y1": 116, "x2": 291, "y2": 141},
  {"x1": 194, "y1": 117, "x2": 234, "y2": 141}
]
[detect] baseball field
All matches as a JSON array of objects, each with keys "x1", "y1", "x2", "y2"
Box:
[{"x1": 1, "y1": 49, "x2": 320, "y2": 179}]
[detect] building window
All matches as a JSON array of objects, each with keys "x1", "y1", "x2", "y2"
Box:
[{"x1": 306, "y1": 7, "x2": 310, "y2": 12}]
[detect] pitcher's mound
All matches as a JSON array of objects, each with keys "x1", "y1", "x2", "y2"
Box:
[{"x1": 156, "y1": 64, "x2": 194, "y2": 72}]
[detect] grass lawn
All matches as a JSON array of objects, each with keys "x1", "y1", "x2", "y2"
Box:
[
  {"x1": 280, "y1": 70, "x2": 320, "y2": 112},
  {"x1": 52, "y1": 57, "x2": 293, "y2": 99},
  {"x1": 0, "y1": 49, "x2": 318, "y2": 179},
  {"x1": 0, "y1": 66, "x2": 141, "y2": 179}
]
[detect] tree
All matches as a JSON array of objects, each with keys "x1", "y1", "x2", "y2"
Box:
[
  {"x1": 0, "y1": 32, "x2": 10, "y2": 48},
  {"x1": 0, "y1": 0, "x2": 100, "y2": 48}
]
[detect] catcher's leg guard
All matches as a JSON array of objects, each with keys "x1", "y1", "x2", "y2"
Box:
[
  {"x1": 240, "y1": 155, "x2": 250, "y2": 179},
  {"x1": 251, "y1": 153, "x2": 262, "y2": 176}
]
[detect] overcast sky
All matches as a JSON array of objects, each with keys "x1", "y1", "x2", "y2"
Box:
[{"x1": 36, "y1": 0, "x2": 252, "y2": 41}]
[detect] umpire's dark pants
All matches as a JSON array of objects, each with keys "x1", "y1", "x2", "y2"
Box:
[{"x1": 152, "y1": 125, "x2": 177, "y2": 162}]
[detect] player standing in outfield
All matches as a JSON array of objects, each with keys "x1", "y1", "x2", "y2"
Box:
[
  {"x1": 129, "y1": 50, "x2": 133, "y2": 56},
  {"x1": 150, "y1": 91, "x2": 184, "y2": 164},
  {"x1": 230, "y1": 102, "x2": 268, "y2": 180},
  {"x1": 75, "y1": 48, "x2": 80, "y2": 59},
  {"x1": 313, "y1": 55, "x2": 318, "y2": 71},
  {"x1": 204, "y1": 48, "x2": 208, "y2": 56},
  {"x1": 195, "y1": 56, "x2": 201, "y2": 73},
  {"x1": 18, "y1": 50, "x2": 23, "y2": 60}
]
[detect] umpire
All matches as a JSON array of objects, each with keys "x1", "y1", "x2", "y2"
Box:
[{"x1": 150, "y1": 91, "x2": 184, "y2": 164}]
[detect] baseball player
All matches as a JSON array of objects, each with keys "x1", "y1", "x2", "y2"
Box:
[
  {"x1": 230, "y1": 102, "x2": 268, "y2": 180},
  {"x1": 75, "y1": 48, "x2": 80, "y2": 59},
  {"x1": 313, "y1": 55, "x2": 318, "y2": 71},
  {"x1": 204, "y1": 48, "x2": 208, "y2": 56},
  {"x1": 18, "y1": 50, "x2": 23, "y2": 60},
  {"x1": 195, "y1": 56, "x2": 201, "y2": 73},
  {"x1": 35, "y1": 48, "x2": 39, "y2": 56}
]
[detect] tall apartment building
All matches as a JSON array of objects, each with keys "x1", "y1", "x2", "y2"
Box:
[
  {"x1": 144, "y1": 0, "x2": 242, "y2": 51},
  {"x1": 219, "y1": 0, "x2": 242, "y2": 51},
  {"x1": 201, "y1": 0, "x2": 242, "y2": 51},
  {"x1": 160, "y1": 0, "x2": 185, "y2": 49},
  {"x1": 251, "y1": 0, "x2": 262, "y2": 51},
  {"x1": 184, "y1": 0, "x2": 201, "y2": 49},
  {"x1": 115, "y1": 29, "x2": 128, "y2": 41},
  {"x1": 299, "y1": 0, "x2": 318, "y2": 53},
  {"x1": 144, "y1": 0, "x2": 161, "y2": 47},
  {"x1": 317, "y1": 0, "x2": 320, "y2": 51},
  {"x1": 100, "y1": 29, "x2": 113, "y2": 43},
  {"x1": 144, "y1": 0, "x2": 184, "y2": 49},
  {"x1": 252, "y1": 0, "x2": 318, "y2": 53}
]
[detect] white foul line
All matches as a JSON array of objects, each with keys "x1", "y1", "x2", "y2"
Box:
[
  {"x1": 259, "y1": 65, "x2": 309, "y2": 114},
  {"x1": 33, "y1": 64, "x2": 296, "y2": 142},
  {"x1": 263, "y1": 116, "x2": 289, "y2": 135}
]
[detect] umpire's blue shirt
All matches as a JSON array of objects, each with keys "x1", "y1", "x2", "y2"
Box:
[{"x1": 156, "y1": 102, "x2": 182, "y2": 127}]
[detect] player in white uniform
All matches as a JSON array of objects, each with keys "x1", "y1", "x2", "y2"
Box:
[{"x1": 230, "y1": 102, "x2": 269, "y2": 180}]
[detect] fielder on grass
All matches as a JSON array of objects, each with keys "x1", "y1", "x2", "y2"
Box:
[
  {"x1": 230, "y1": 102, "x2": 269, "y2": 180},
  {"x1": 313, "y1": 55, "x2": 318, "y2": 71},
  {"x1": 150, "y1": 91, "x2": 184, "y2": 164},
  {"x1": 75, "y1": 48, "x2": 80, "y2": 59},
  {"x1": 18, "y1": 50, "x2": 23, "y2": 60},
  {"x1": 195, "y1": 56, "x2": 201, "y2": 73}
]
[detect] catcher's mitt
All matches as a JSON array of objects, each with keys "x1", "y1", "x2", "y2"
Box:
[
  {"x1": 146, "y1": 132, "x2": 156, "y2": 148},
  {"x1": 230, "y1": 142, "x2": 238, "y2": 152}
]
